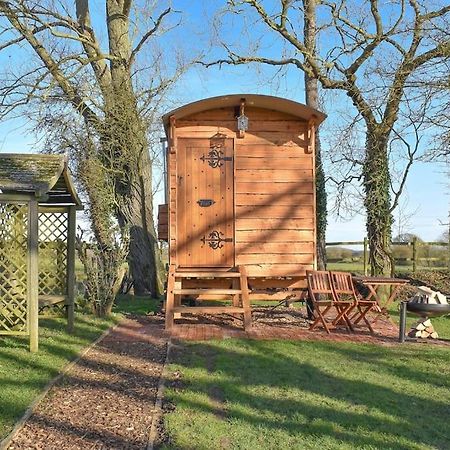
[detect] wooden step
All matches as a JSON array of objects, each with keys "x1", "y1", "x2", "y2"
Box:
[
  {"x1": 173, "y1": 289, "x2": 242, "y2": 295},
  {"x1": 173, "y1": 306, "x2": 245, "y2": 314},
  {"x1": 174, "y1": 272, "x2": 241, "y2": 278}
]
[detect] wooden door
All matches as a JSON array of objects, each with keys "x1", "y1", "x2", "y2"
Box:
[{"x1": 176, "y1": 136, "x2": 234, "y2": 268}]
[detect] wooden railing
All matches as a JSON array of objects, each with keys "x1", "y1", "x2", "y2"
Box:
[{"x1": 326, "y1": 238, "x2": 450, "y2": 274}]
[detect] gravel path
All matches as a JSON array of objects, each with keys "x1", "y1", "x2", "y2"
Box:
[{"x1": 7, "y1": 316, "x2": 168, "y2": 450}]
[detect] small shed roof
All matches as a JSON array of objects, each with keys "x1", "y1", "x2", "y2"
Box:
[
  {"x1": 0, "y1": 153, "x2": 82, "y2": 207},
  {"x1": 163, "y1": 93, "x2": 327, "y2": 133}
]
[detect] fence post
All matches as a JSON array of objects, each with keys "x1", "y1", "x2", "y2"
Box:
[
  {"x1": 412, "y1": 237, "x2": 417, "y2": 274},
  {"x1": 363, "y1": 237, "x2": 368, "y2": 275}
]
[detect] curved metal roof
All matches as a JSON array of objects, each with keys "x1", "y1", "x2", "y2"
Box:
[{"x1": 163, "y1": 93, "x2": 327, "y2": 133}]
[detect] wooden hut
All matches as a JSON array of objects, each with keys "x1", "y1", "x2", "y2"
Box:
[
  {"x1": 0, "y1": 154, "x2": 82, "y2": 351},
  {"x1": 159, "y1": 94, "x2": 326, "y2": 329}
]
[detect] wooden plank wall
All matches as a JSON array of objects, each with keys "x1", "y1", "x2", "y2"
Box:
[{"x1": 172, "y1": 106, "x2": 316, "y2": 290}]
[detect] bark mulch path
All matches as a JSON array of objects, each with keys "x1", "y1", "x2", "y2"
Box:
[
  {"x1": 7, "y1": 315, "x2": 168, "y2": 450},
  {"x1": 7, "y1": 306, "x2": 449, "y2": 449}
]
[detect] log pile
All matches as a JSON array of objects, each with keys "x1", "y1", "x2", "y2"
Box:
[{"x1": 408, "y1": 318, "x2": 439, "y2": 339}]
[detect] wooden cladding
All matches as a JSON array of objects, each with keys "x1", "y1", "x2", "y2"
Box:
[
  {"x1": 163, "y1": 101, "x2": 317, "y2": 282},
  {"x1": 157, "y1": 204, "x2": 168, "y2": 241}
]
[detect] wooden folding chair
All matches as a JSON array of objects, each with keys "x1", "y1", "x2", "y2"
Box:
[
  {"x1": 330, "y1": 271, "x2": 376, "y2": 334},
  {"x1": 306, "y1": 270, "x2": 353, "y2": 334}
]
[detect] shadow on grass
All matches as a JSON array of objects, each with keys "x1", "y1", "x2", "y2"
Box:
[
  {"x1": 1, "y1": 300, "x2": 165, "y2": 444},
  {"x1": 165, "y1": 339, "x2": 450, "y2": 449},
  {"x1": 0, "y1": 314, "x2": 117, "y2": 439}
]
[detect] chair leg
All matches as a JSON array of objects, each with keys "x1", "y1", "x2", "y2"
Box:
[
  {"x1": 333, "y1": 304, "x2": 354, "y2": 333},
  {"x1": 310, "y1": 305, "x2": 333, "y2": 333},
  {"x1": 357, "y1": 304, "x2": 375, "y2": 334}
]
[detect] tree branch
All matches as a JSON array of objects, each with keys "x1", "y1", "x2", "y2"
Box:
[
  {"x1": 0, "y1": 0, "x2": 99, "y2": 125},
  {"x1": 129, "y1": 7, "x2": 171, "y2": 65}
]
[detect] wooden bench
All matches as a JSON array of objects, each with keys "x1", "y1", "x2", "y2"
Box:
[{"x1": 38, "y1": 295, "x2": 68, "y2": 314}]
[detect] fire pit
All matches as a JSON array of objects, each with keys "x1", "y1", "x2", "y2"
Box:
[
  {"x1": 406, "y1": 302, "x2": 450, "y2": 318},
  {"x1": 399, "y1": 286, "x2": 450, "y2": 342}
]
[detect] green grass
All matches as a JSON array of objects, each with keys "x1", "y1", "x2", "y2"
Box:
[
  {"x1": 0, "y1": 314, "x2": 120, "y2": 440},
  {"x1": 0, "y1": 294, "x2": 160, "y2": 441},
  {"x1": 164, "y1": 339, "x2": 450, "y2": 450},
  {"x1": 113, "y1": 294, "x2": 161, "y2": 315}
]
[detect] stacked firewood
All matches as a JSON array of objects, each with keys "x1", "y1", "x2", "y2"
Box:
[{"x1": 408, "y1": 318, "x2": 439, "y2": 339}]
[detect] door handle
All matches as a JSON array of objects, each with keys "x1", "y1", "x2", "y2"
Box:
[{"x1": 197, "y1": 199, "x2": 216, "y2": 207}]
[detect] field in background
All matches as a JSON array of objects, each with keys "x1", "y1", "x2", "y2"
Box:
[{"x1": 326, "y1": 239, "x2": 449, "y2": 275}]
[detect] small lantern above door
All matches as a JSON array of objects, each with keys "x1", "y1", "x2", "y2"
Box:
[{"x1": 237, "y1": 98, "x2": 248, "y2": 138}]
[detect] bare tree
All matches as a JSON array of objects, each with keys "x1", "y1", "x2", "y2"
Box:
[
  {"x1": 0, "y1": 0, "x2": 187, "y2": 296},
  {"x1": 304, "y1": 0, "x2": 327, "y2": 270},
  {"x1": 210, "y1": 0, "x2": 450, "y2": 275}
]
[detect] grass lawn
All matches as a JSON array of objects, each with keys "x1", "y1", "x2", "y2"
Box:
[
  {"x1": 0, "y1": 294, "x2": 161, "y2": 441},
  {"x1": 164, "y1": 336, "x2": 450, "y2": 450},
  {"x1": 114, "y1": 294, "x2": 161, "y2": 315},
  {"x1": 0, "y1": 314, "x2": 121, "y2": 440}
]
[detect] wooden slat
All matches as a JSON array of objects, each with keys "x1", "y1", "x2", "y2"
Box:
[
  {"x1": 174, "y1": 272, "x2": 241, "y2": 278},
  {"x1": 248, "y1": 278, "x2": 306, "y2": 289},
  {"x1": 38, "y1": 295, "x2": 67, "y2": 306},
  {"x1": 173, "y1": 289, "x2": 242, "y2": 295},
  {"x1": 236, "y1": 218, "x2": 314, "y2": 230},
  {"x1": 236, "y1": 157, "x2": 312, "y2": 170},
  {"x1": 237, "y1": 254, "x2": 313, "y2": 264},
  {"x1": 236, "y1": 242, "x2": 314, "y2": 254},
  {"x1": 236, "y1": 145, "x2": 310, "y2": 158},
  {"x1": 177, "y1": 120, "x2": 307, "y2": 133},
  {"x1": 245, "y1": 264, "x2": 313, "y2": 277},
  {"x1": 184, "y1": 107, "x2": 303, "y2": 121},
  {"x1": 158, "y1": 203, "x2": 169, "y2": 241},
  {"x1": 249, "y1": 291, "x2": 306, "y2": 301},
  {"x1": 235, "y1": 193, "x2": 314, "y2": 206},
  {"x1": 237, "y1": 169, "x2": 312, "y2": 182},
  {"x1": 175, "y1": 130, "x2": 308, "y2": 147},
  {"x1": 173, "y1": 306, "x2": 245, "y2": 314},
  {"x1": 236, "y1": 229, "x2": 314, "y2": 242},
  {"x1": 158, "y1": 216, "x2": 168, "y2": 225},
  {"x1": 236, "y1": 181, "x2": 313, "y2": 194},
  {"x1": 236, "y1": 204, "x2": 313, "y2": 218}
]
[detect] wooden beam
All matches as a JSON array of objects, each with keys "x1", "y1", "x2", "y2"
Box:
[
  {"x1": 0, "y1": 193, "x2": 33, "y2": 202},
  {"x1": 38, "y1": 206, "x2": 70, "y2": 214},
  {"x1": 66, "y1": 206, "x2": 76, "y2": 333},
  {"x1": 28, "y1": 199, "x2": 39, "y2": 353}
]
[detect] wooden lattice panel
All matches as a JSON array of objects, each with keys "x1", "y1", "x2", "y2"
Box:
[
  {"x1": 38, "y1": 212, "x2": 68, "y2": 296},
  {"x1": 0, "y1": 203, "x2": 29, "y2": 334}
]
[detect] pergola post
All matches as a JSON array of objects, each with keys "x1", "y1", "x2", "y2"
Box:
[
  {"x1": 66, "y1": 206, "x2": 76, "y2": 333},
  {"x1": 0, "y1": 154, "x2": 83, "y2": 352},
  {"x1": 28, "y1": 199, "x2": 39, "y2": 352}
]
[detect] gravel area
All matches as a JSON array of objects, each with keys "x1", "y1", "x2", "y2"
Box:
[{"x1": 7, "y1": 316, "x2": 168, "y2": 450}]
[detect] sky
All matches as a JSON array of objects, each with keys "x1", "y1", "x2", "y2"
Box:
[{"x1": 0, "y1": 0, "x2": 448, "y2": 243}]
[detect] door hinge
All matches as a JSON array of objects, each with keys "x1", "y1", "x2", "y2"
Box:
[
  {"x1": 200, "y1": 148, "x2": 233, "y2": 168},
  {"x1": 200, "y1": 230, "x2": 233, "y2": 249}
]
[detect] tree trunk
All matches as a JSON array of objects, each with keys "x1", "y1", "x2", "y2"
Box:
[
  {"x1": 103, "y1": 1, "x2": 163, "y2": 297},
  {"x1": 364, "y1": 128, "x2": 393, "y2": 275},
  {"x1": 115, "y1": 147, "x2": 164, "y2": 297},
  {"x1": 304, "y1": 0, "x2": 327, "y2": 270}
]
